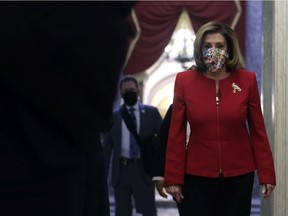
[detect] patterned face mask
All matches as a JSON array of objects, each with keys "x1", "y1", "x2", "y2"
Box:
[{"x1": 203, "y1": 48, "x2": 229, "y2": 72}]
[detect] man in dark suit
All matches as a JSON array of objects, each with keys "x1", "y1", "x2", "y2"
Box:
[
  {"x1": 0, "y1": 2, "x2": 135, "y2": 216},
  {"x1": 154, "y1": 104, "x2": 172, "y2": 198},
  {"x1": 102, "y1": 75, "x2": 162, "y2": 216},
  {"x1": 154, "y1": 104, "x2": 186, "y2": 216}
]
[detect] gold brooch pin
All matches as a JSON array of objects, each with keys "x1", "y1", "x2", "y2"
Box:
[{"x1": 232, "y1": 82, "x2": 241, "y2": 93}]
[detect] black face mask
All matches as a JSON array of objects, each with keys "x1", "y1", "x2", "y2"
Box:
[{"x1": 123, "y1": 91, "x2": 138, "y2": 106}]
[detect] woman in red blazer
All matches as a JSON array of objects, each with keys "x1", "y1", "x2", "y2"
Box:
[{"x1": 164, "y1": 21, "x2": 276, "y2": 216}]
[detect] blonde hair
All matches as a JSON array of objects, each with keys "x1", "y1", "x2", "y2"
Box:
[{"x1": 193, "y1": 21, "x2": 243, "y2": 72}]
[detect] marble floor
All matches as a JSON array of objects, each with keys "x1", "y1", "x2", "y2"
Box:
[
  {"x1": 113, "y1": 204, "x2": 260, "y2": 216},
  {"x1": 110, "y1": 205, "x2": 179, "y2": 216},
  {"x1": 132, "y1": 207, "x2": 178, "y2": 216},
  {"x1": 110, "y1": 197, "x2": 260, "y2": 216}
]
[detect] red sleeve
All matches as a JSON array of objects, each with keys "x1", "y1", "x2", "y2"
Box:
[
  {"x1": 247, "y1": 73, "x2": 276, "y2": 185},
  {"x1": 164, "y1": 73, "x2": 187, "y2": 186}
]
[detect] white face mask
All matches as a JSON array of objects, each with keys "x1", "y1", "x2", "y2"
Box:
[{"x1": 203, "y1": 48, "x2": 229, "y2": 72}]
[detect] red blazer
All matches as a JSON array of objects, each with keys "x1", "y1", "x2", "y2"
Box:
[{"x1": 165, "y1": 69, "x2": 276, "y2": 186}]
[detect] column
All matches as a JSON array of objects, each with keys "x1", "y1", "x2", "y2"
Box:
[{"x1": 262, "y1": 1, "x2": 288, "y2": 216}]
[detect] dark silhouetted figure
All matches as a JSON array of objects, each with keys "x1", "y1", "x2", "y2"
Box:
[{"x1": 0, "y1": 2, "x2": 135, "y2": 216}]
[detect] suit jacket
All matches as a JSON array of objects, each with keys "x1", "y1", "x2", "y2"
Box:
[
  {"x1": 154, "y1": 104, "x2": 173, "y2": 177},
  {"x1": 165, "y1": 69, "x2": 276, "y2": 186},
  {"x1": 103, "y1": 103, "x2": 162, "y2": 186},
  {"x1": 0, "y1": 2, "x2": 135, "y2": 216}
]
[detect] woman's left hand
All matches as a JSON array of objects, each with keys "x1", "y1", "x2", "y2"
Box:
[{"x1": 261, "y1": 184, "x2": 275, "y2": 198}]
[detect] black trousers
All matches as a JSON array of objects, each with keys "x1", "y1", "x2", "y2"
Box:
[{"x1": 180, "y1": 172, "x2": 254, "y2": 216}]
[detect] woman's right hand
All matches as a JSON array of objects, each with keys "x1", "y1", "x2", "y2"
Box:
[{"x1": 164, "y1": 185, "x2": 184, "y2": 203}]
